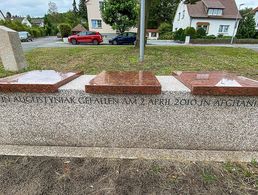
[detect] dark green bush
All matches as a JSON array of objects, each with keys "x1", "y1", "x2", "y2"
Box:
[
  {"x1": 205, "y1": 35, "x2": 216, "y2": 39},
  {"x1": 58, "y1": 23, "x2": 71, "y2": 38},
  {"x1": 185, "y1": 27, "x2": 196, "y2": 39},
  {"x1": 174, "y1": 28, "x2": 185, "y2": 41},
  {"x1": 159, "y1": 32, "x2": 173, "y2": 40},
  {"x1": 217, "y1": 34, "x2": 224, "y2": 38},
  {"x1": 196, "y1": 28, "x2": 206, "y2": 38}
]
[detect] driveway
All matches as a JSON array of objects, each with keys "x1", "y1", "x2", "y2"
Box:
[{"x1": 22, "y1": 36, "x2": 69, "y2": 52}]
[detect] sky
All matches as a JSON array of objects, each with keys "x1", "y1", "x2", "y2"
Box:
[{"x1": 0, "y1": 0, "x2": 257, "y2": 17}]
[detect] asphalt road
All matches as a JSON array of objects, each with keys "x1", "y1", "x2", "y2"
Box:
[{"x1": 21, "y1": 36, "x2": 258, "y2": 52}]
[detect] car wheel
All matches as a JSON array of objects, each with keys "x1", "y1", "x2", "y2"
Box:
[
  {"x1": 71, "y1": 39, "x2": 77, "y2": 45},
  {"x1": 113, "y1": 40, "x2": 118, "y2": 45},
  {"x1": 93, "y1": 40, "x2": 99, "y2": 45}
]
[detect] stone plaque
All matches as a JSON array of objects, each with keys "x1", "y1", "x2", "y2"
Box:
[
  {"x1": 0, "y1": 70, "x2": 82, "y2": 93},
  {"x1": 173, "y1": 71, "x2": 258, "y2": 96},
  {"x1": 85, "y1": 71, "x2": 161, "y2": 94}
]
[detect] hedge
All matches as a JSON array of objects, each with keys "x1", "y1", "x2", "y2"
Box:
[{"x1": 190, "y1": 39, "x2": 258, "y2": 44}]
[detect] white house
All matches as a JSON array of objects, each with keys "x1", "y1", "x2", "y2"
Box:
[
  {"x1": 31, "y1": 18, "x2": 45, "y2": 27},
  {"x1": 173, "y1": 0, "x2": 241, "y2": 36},
  {"x1": 12, "y1": 16, "x2": 32, "y2": 27},
  {"x1": 0, "y1": 10, "x2": 5, "y2": 21},
  {"x1": 254, "y1": 7, "x2": 258, "y2": 31},
  {"x1": 86, "y1": 0, "x2": 137, "y2": 37}
]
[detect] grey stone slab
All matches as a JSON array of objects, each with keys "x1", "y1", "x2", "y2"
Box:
[
  {"x1": 0, "y1": 75, "x2": 257, "y2": 152},
  {"x1": 0, "y1": 26, "x2": 27, "y2": 71},
  {"x1": 0, "y1": 145, "x2": 258, "y2": 162}
]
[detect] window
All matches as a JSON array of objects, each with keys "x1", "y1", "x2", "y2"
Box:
[
  {"x1": 91, "y1": 19, "x2": 102, "y2": 28},
  {"x1": 178, "y1": 13, "x2": 181, "y2": 21},
  {"x1": 219, "y1": 25, "x2": 229, "y2": 33},
  {"x1": 182, "y1": 10, "x2": 185, "y2": 19},
  {"x1": 208, "y1": 9, "x2": 223, "y2": 16},
  {"x1": 78, "y1": 31, "x2": 87, "y2": 36},
  {"x1": 151, "y1": 32, "x2": 157, "y2": 37},
  {"x1": 99, "y1": 1, "x2": 104, "y2": 10}
]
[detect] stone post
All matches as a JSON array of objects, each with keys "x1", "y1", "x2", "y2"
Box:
[{"x1": 0, "y1": 26, "x2": 27, "y2": 71}]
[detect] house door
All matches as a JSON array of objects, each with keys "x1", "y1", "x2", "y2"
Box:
[{"x1": 196, "y1": 22, "x2": 210, "y2": 34}]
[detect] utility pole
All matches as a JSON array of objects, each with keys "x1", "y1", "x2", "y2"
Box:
[
  {"x1": 231, "y1": 3, "x2": 244, "y2": 44},
  {"x1": 139, "y1": 0, "x2": 145, "y2": 62}
]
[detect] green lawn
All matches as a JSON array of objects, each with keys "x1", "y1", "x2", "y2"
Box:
[{"x1": 0, "y1": 46, "x2": 258, "y2": 79}]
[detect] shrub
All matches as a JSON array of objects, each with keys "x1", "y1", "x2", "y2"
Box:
[
  {"x1": 217, "y1": 34, "x2": 224, "y2": 38},
  {"x1": 174, "y1": 28, "x2": 185, "y2": 41},
  {"x1": 196, "y1": 28, "x2": 206, "y2": 38},
  {"x1": 159, "y1": 32, "x2": 173, "y2": 40},
  {"x1": 158, "y1": 23, "x2": 172, "y2": 35},
  {"x1": 205, "y1": 35, "x2": 216, "y2": 39},
  {"x1": 185, "y1": 27, "x2": 196, "y2": 39},
  {"x1": 58, "y1": 23, "x2": 71, "y2": 38}
]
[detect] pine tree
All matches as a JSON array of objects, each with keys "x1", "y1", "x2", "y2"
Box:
[
  {"x1": 79, "y1": 0, "x2": 88, "y2": 20},
  {"x1": 73, "y1": 0, "x2": 79, "y2": 14},
  {"x1": 236, "y1": 8, "x2": 256, "y2": 39}
]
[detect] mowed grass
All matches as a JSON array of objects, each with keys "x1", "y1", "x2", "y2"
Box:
[{"x1": 0, "y1": 46, "x2": 258, "y2": 79}]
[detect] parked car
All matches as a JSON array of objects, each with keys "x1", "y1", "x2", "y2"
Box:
[
  {"x1": 109, "y1": 32, "x2": 136, "y2": 45},
  {"x1": 68, "y1": 31, "x2": 103, "y2": 45},
  {"x1": 18, "y1": 31, "x2": 33, "y2": 42}
]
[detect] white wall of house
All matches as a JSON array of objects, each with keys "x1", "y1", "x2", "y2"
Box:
[
  {"x1": 191, "y1": 18, "x2": 237, "y2": 36},
  {"x1": 21, "y1": 18, "x2": 32, "y2": 27},
  {"x1": 147, "y1": 32, "x2": 159, "y2": 40},
  {"x1": 86, "y1": 0, "x2": 137, "y2": 36},
  {"x1": 255, "y1": 11, "x2": 258, "y2": 31},
  {"x1": 173, "y1": 1, "x2": 191, "y2": 31}
]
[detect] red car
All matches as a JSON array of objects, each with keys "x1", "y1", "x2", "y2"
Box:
[{"x1": 68, "y1": 31, "x2": 103, "y2": 45}]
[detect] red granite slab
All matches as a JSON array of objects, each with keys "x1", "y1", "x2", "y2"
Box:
[
  {"x1": 173, "y1": 71, "x2": 258, "y2": 96},
  {"x1": 86, "y1": 71, "x2": 161, "y2": 95},
  {"x1": 0, "y1": 70, "x2": 82, "y2": 93}
]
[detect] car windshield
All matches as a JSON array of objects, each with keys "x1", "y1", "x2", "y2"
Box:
[{"x1": 19, "y1": 32, "x2": 27, "y2": 36}]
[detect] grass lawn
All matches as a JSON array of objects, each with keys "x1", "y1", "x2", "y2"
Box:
[{"x1": 0, "y1": 46, "x2": 258, "y2": 79}]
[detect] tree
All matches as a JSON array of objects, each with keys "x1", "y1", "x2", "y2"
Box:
[
  {"x1": 236, "y1": 8, "x2": 256, "y2": 39},
  {"x1": 79, "y1": 0, "x2": 88, "y2": 20},
  {"x1": 73, "y1": 0, "x2": 79, "y2": 14},
  {"x1": 58, "y1": 23, "x2": 72, "y2": 37},
  {"x1": 135, "y1": 0, "x2": 201, "y2": 48},
  {"x1": 6, "y1": 12, "x2": 12, "y2": 19},
  {"x1": 148, "y1": 0, "x2": 178, "y2": 28},
  {"x1": 48, "y1": 1, "x2": 58, "y2": 14},
  {"x1": 100, "y1": 0, "x2": 138, "y2": 33}
]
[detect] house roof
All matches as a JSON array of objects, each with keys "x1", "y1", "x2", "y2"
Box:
[
  {"x1": 202, "y1": 0, "x2": 225, "y2": 9},
  {"x1": 187, "y1": 0, "x2": 241, "y2": 19},
  {"x1": 253, "y1": 7, "x2": 258, "y2": 12},
  {"x1": 31, "y1": 18, "x2": 44, "y2": 24},
  {"x1": 11, "y1": 16, "x2": 24, "y2": 22},
  {"x1": 72, "y1": 24, "x2": 87, "y2": 32},
  {"x1": 147, "y1": 29, "x2": 158, "y2": 33}
]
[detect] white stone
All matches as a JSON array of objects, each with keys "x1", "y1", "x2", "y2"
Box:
[{"x1": 0, "y1": 26, "x2": 27, "y2": 71}]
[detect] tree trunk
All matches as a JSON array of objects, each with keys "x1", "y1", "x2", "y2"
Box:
[{"x1": 135, "y1": 0, "x2": 152, "y2": 48}]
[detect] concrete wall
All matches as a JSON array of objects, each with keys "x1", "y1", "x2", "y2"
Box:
[
  {"x1": 173, "y1": 1, "x2": 191, "y2": 31},
  {"x1": 0, "y1": 75, "x2": 257, "y2": 152},
  {"x1": 86, "y1": 0, "x2": 137, "y2": 36}
]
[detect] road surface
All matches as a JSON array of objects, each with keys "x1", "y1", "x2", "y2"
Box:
[{"x1": 21, "y1": 37, "x2": 258, "y2": 52}]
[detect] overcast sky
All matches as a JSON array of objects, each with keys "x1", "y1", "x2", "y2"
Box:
[{"x1": 0, "y1": 0, "x2": 257, "y2": 17}]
